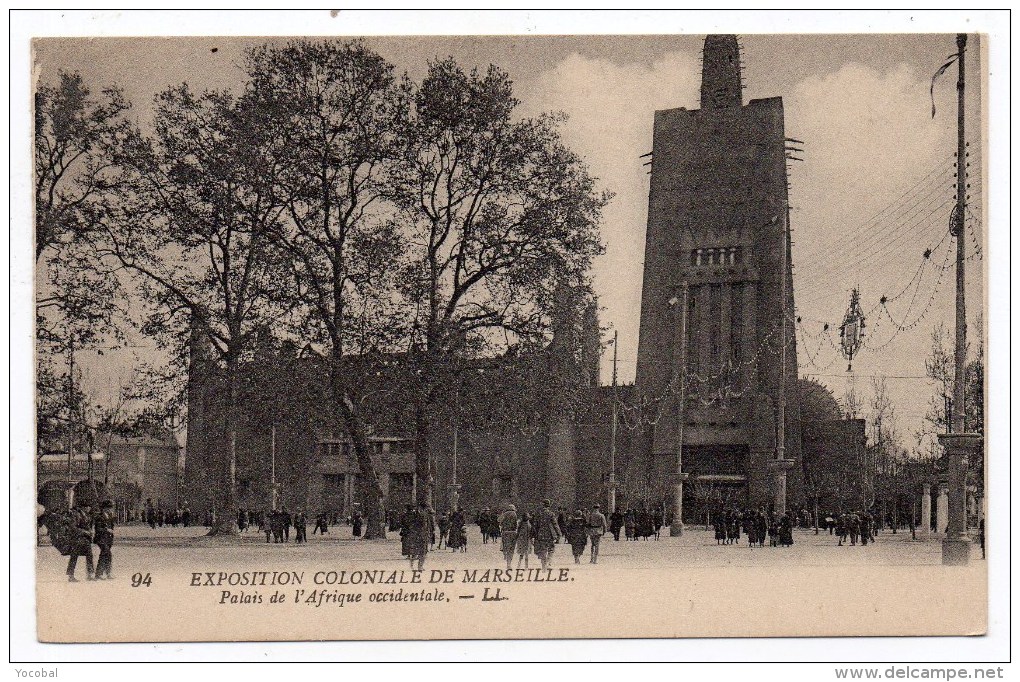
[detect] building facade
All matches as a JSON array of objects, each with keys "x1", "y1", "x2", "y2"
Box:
[
  {"x1": 182, "y1": 284, "x2": 607, "y2": 518},
  {"x1": 633, "y1": 34, "x2": 804, "y2": 513}
]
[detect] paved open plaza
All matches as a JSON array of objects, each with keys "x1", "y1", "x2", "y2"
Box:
[
  {"x1": 37, "y1": 521, "x2": 984, "y2": 580},
  {"x1": 35, "y1": 522, "x2": 987, "y2": 642}
]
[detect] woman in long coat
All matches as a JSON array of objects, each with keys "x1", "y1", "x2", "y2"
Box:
[
  {"x1": 447, "y1": 507, "x2": 467, "y2": 552},
  {"x1": 779, "y1": 513, "x2": 794, "y2": 546},
  {"x1": 399, "y1": 505, "x2": 413, "y2": 556},
  {"x1": 727, "y1": 510, "x2": 741, "y2": 544},
  {"x1": 405, "y1": 503, "x2": 433, "y2": 570},
  {"x1": 515, "y1": 513, "x2": 532, "y2": 568},
  {"x1": 624, "y1": 509, "x2": 636, "y2": 541},
  {"x1": 352, "y1": 510, "x2": 363, "y2": 538},
  {"x1": 498, "y1": 505, "x2": 519, "y2": 570},
  {"x1": 566, "y1": 510, "x2": 588, "y2": 564},
  {"x1": 532, "y1": 500, "x2": 561, "y2": 570}
]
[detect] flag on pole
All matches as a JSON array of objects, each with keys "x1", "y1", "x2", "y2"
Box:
[{"x1": 930, "y1": 53, "x2": 960, "y2": 118}]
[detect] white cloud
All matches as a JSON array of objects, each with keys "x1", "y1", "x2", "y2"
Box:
[{"x1": 517, "y1": 51, "x2": 702, "y2": 381}]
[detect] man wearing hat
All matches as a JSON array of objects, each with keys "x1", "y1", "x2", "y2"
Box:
[
  {"x1": 94, "y1": 499, "x2": 116, "y2": 579},
  {"x1": 586, "y1": 504, "x2": 608, "y2": 564},
  {"x1": 498, "y1": 504, "x2": 519, "y2": 570},
  {"x1": 66, "y1": 501, "x2": 95, "y2": 582}
]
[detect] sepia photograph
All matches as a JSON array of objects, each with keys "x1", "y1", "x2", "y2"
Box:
[{"x1": 11, "y1": 8, "x2": 1008, "y2": 669}]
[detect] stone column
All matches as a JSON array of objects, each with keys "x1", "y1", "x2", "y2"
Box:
[
  {"x1": 447, "y1": 484, "x2": 461, "y2": 513},
  {"x1": 936, "y1": 485, "x2": 949, "y2": 534},
  {"x1": 670, "y1": 471, "x2": 689, "y2": 536},
  {"x1": 938, "y1": 432, "x2": 981, "y2": 565},
  {"x1": 768, "y1": 458, "x2": 795, "y2": 515},
  {"x1": 920, "y1": 484, "x2": 932, "y2": 537}
]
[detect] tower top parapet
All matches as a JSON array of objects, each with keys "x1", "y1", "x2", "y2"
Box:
[{"x1": 700, "y1": 34, "x2": 742, "y2": 109}]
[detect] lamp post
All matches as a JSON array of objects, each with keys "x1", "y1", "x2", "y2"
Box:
[
  {"x1": 669, "y1": 284, "x2": 690, "y2": 536},
  {"x1": 607, "y1": 330, "x2": 619, "y2": 514},
  {"x1": 270, "y1": 424, "x2": 278, "y2": 511},
  {"x1": 448, "y1": 384, "x2": 461, "y2": 513},
  {"x1": 770, "y1": 213, "x2": 795, "y2": 514}
]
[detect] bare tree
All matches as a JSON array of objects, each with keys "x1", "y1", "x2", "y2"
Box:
[
  {"x1": 917, "y1": 323, "x2": 954, "y2": 456},
  {"x1": 35, "y1": 72, "x2": 134, "y2": 458},
  {"x1": 840, "y1": 380, "x2": 863, "y2": 420}
]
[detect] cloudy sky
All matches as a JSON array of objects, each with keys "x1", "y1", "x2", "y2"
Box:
[{"x1": 33, "y1": 30, "x2": 986, "y2": 450}]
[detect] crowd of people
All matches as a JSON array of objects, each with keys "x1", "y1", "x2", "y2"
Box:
[
  {"x1": 712, "y1": 508, "x2": 795, "y2": 547},
  {"x1": 47, "y1": 490, "x2": 990, "y2": 585},
  {"x1": 607, "y1": 507, "x2": 666, "y2": 541},
  {"x1": 830, "y1": 512, "x2": 876, "y2": 546},
  {"x1": 141, "y1": 499, "x2": 192, "y2": 528},
  {"x1": 388, "y1": 499, "x2": 612, "y2": 570}
]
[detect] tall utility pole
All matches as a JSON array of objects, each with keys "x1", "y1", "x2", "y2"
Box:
[
  {"x1": 669, "y1": 283, "x2": 690, "y2": 537},
  {"x1": 770, "y1": 214, "x2": 795, "y2": 514},
  {"x1": 66, "y1": 340, "x2": 75, "y2": 487},
  {"x1": 608, "y1": 330, "x2": 619, "y2": 514},
  {"x1": 940, "y1": 32, "x2": 980, "y2": 565},
  {"x1": 448, "y1": 381, "x2": 462, "y2": 513},
  {"x1": 270, "y1": 425, "x2": 278, "y2": 510}
]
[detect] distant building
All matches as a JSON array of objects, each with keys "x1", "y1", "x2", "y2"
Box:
[
  {"x1": 37, "y1": 430, "x2": 180, "y2": 519},
  {"x1": 183, "y1": 282, "x2": 605, "y2": 518}
]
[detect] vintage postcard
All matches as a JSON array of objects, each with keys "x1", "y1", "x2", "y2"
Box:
[{"x1": 29, "y1": 26, "x2": 990, "y2": 644}]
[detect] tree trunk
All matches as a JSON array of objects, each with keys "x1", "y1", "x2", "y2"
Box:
[
  {"x1": 209, "y1": 352, "x2": 240, "y2": 536},
  {"x1": 413, "y1": 396, "x2": 434, "y2": 510},
  {"x1": 332, "y1": 363, "x2": 386, "y2": 540}
]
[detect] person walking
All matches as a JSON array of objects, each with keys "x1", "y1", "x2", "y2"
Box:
[
  {"x1": 848, "y1": 513, "x2": 860, "y2": 546},
  {"x1": 66, "y1": 502, "x2": 95, "y2": 582},
  {"x1": 498, "y1": 505, "x2": 519, "y2": 570},
  {"x1": 609, "y1": 508, "x2": 623, "y2": 541},
  {"x1": 566, "y1": 510, "x2": 588, "y2": 564},
  {"x1": 294, "y1": 510, "x2": 308, "y2": 543},
  {"x1": 515, "y1": 513, "x2": 532, "y2": 568},
  {"x1": 533, "y1": 499, "x2": 561, "y2": 570},
  {"x1": 587, "y1": 504, "x2": 607, "y2": 564},
  {"x1": 652, "y1": 508, "x2": 663, "y2": 540},
  {"x1": 448, "y1": 507, "x2": 467, "y2": 552},
  {"x1": 437, "y1": 512, "x2": 450, "y2": 550},
  {"x1": 93, "y1": 499, "x2": 115, "y2": 580},
  {"x1": 979, "y1": 518, "x2": 985, "y2": 559},
  {"x1": 351, "y1": 509, "x2": 363, "y2": 538},
  {"x1": 478, "y1": 507, "x2": 491, "y2": 544},
  {"x1": 405, "y1": 501, "x2": 434, "y2": 571}
]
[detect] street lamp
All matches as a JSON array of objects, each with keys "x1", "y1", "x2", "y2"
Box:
[
  {"x1": 447, "y1": 366, "x2": 485, "y2": 513},
  {"x1": 668, "y1": 285, "x2": 690, "y2": 536}
]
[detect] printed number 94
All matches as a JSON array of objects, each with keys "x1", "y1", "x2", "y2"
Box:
[{"x1": 131, "y1": 573, "x2": 152, "y2": 588}]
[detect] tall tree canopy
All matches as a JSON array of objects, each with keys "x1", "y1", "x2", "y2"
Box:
[
  {"x1": 243, "y1": 39, "x2": 410, "y2": 538},
  {"x1": 100, "y1": 84, "x2": 293, "y2": 533},
  {"x1": 390, "y1": 59, "x2": 608, "y2": 505}
]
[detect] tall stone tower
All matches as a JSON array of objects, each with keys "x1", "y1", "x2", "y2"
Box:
[{"x1": 634, "y1": 35, "x2": 802, "y2": 513}]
